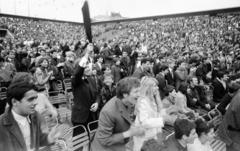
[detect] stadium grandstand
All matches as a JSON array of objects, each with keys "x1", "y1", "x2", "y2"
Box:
[{"x1": 0, "y1": 0, "x2": 240, "y2": 151}]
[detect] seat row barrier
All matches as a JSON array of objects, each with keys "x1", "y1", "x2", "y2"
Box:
[
  {"x1": 53, "y1": 79, "x2": 72, "y2": 93},
  {"x1": 39, "y1": 120, "x2": 99, "y2": 151},
  {"x1": 0, "y1": 87, "x2": 7, "y2": 101},
  {"x1": 48, "y1": 78, "x2": 73, "y2": 109}
]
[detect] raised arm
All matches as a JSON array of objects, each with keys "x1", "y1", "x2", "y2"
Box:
[{"x1": 72, "y1": 56, "x2": 88, "y2": 88}]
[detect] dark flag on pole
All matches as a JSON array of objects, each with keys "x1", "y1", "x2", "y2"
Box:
[{"x1": 82, "y1": 0, "x2": 92, "y2": 43}]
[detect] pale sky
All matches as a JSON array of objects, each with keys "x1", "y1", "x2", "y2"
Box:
[{"x1": 0, "y1": 0, "x2": 240, "y2": 23}]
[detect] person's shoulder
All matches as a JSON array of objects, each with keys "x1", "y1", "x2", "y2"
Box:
[
  {"x1": 101, "y1": 96, "x2": 118, "y2": 112},
  {"x1": 35, "y1": 67, "x2": 42, "y2": 72},
  {"x1": 0, "y1": 113, "x2": 4, "y2": 125},
  {"x1": 164, "y1": 134, "x2": 178, "y2": 148},
  {"x1": 231, "y1": 90, "x2": 240, "y2": 109},
  {"x1": 133, "y1": 67, "x2": 142, "y2": 74},
  {"x1": 0, "y1": 110, "x2": 12, "y2": 127}
]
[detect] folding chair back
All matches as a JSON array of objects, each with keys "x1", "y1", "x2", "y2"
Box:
[
  {"x1": 162, "y1": 124, "x2": 175, "y2": 139},
  {"x1": 87, "y1": 120, "x2": 98, "y2": 140},
  {"x1": 56, "y1": 80, "x2": 64, "y2": 91},
  {"x1": 63, "y1": 78, "x2": 72, "y2": 92},
  {"x1": 0, "y1": 87, "x2": 7, "y2": 101},
  {"x1": 210, "y1": 138, "x2": 226, "y2": 151},
  {"x1": 64, "y1": 125, "x2": 89, "y2": 151},
  {"x1": 208, "y1": 107, "x2": 222, "y2": 127},
  {"x1": 165, "y1": 132, "x2": 175, "y2": 140},
  {"x1": 48, "y1": 91, "x2": 68, "y2": 105}
]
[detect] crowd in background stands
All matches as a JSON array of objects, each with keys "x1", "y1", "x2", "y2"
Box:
[{"x1": 0, "y1": 11, "x2": 240, "y2": 151}]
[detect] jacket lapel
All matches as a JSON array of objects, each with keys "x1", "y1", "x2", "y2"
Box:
[
  {"x1": 30, "y1": 114, "x2": 37, "y2": 149},
  {"x1": 3, "y1": 109, "x2": 27, "y2": 150}
]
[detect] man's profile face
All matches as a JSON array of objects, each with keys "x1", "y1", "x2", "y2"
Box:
[
  {"x1": 87, "y1": 43, "x2": 94, "y2": 52},
  {"x1": 40, "y1": 50, "x2": 46, "y2": 57},
  {"x1": 142, "y1": 61, "x2": 151, "y2": 71},
  {"x1": 13, "y1": 90, "x2": 38, "y2": 116},
  {"x1": 122, "y1": 52, "x2": 127, "y2": 57},
  {"x1": 169, "y1": 62, "x2": 175, "y2": 69},
  {"x1": 92, "y1": 69, "x2": 97, "y2": 75},
  {"x1": 192, "y1": 77, "x2": 198, "y2": 86},
  {"x1": 116, "y1": 60, "x2": 120, "y2": 65},
  {"x1": 84, "y1": 65, "x2": 92, "y2": 76},
  {"x1": 9, "y1": 52, "x2": 15, "y2": 59},
  {"x1": 97, "y1": 57, "x2": 103, "y2": 63},
  {"x1": 184, "y1": 129, "x2": 197, "y2": 144},
  {"x1": 125, "y1": 86, "x2": 140, "y2": 105}
]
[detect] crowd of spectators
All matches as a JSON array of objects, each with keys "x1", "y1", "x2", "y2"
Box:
[{"x1": 0, "y1": 11, "x2": 240, "y2": 151}]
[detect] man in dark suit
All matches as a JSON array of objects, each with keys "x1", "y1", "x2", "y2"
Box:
[
  {"x1": 63, "y1": 51, "x2": 76, "y2": 78},
  {"x1": 120, "y1": 51, "x2": 131, "y2": 77},
  {"x1": 111, "y1": 59, "x2": 122, "y2": 84},
  {"x1": 165, "y1": 61, "x2": 175, "y2": 86},
  {"x1": 0, "y1": 72, "x2": 60, "y2": 151},
  {"x1": 155, "y1": 64, "x2": 169, "y2": 99},
  {"x1": 94, "y1": 55, "x2": 104, "y2": 76},
  {"x1": 132, "y1": 58, "x2": 153, "y2": 79},
  {"x1": 91, "y1": 77, "x2": 145, "y2": 151},
  {"x1": 218, "y1": 89, "x2": 240, "y2": 151},
  {"x1": 212, "y1": 71, "x2": 228, "y2": 103},
  {"x1": 71, "y1": 44, "x2": 100, "y2": 135}
]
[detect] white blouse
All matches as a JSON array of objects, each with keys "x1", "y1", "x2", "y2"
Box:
[{"x1": 133, "y1": 96, "x2": 164, "y2": 151}]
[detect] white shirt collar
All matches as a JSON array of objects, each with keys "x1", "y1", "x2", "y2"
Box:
[{"x1": 12, "y1": 109, "x2": 31, "y2": 124}]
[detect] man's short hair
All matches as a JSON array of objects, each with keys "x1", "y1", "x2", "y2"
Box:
[
  {"x1": 141, "y1": 58, "x2": 151, "y2": 65},
  {"x1": 159, "y1": 64, "x2": 169, "y2": 72},
  {"x1": 7, "y1": 72, "x2": 36, "y2": 108},
  {"x1": 195, "y1": 118, "x2": 214, "y2": 137},
  {"x1": 216, "y1": 70, "x2": 225, "y2": 79},
  {"x1": 174, "y1": 118, "x2": 196, "y2": 140},
  {"x1": 116, "y1": 77, "x2": 140, "y2": 99}
]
